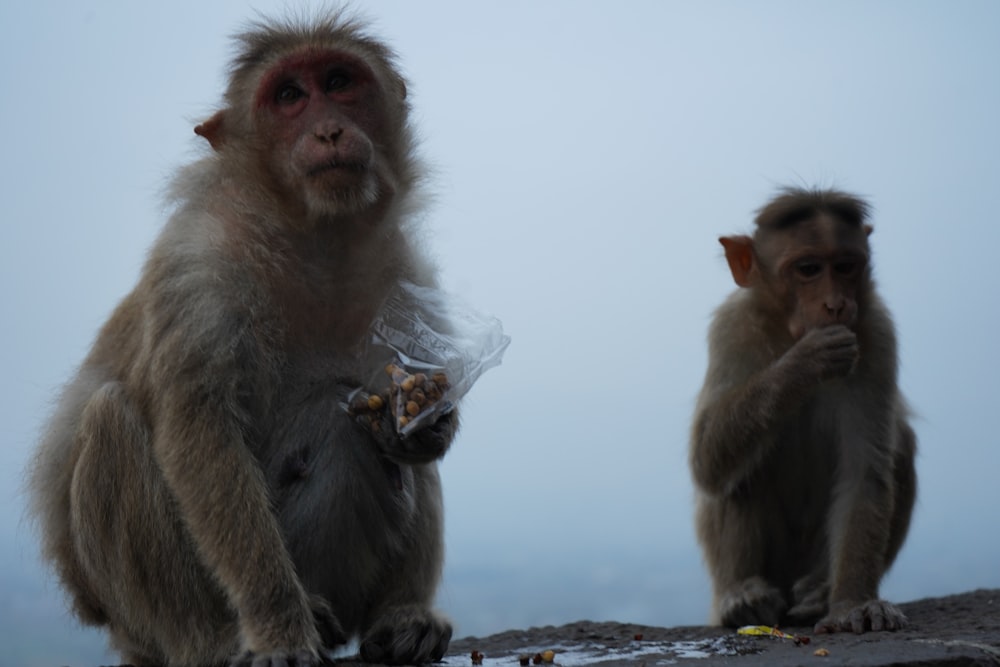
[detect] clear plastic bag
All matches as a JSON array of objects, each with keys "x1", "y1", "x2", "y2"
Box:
[{"x1": 345, "y1": 282, "x2": 510, "y2": 436}]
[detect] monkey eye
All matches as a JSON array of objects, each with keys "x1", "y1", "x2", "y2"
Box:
[
  {"x1": 834, "y1": 260, "x2": 862, "y2": 276},
  {"x1": 275, "y1": 83, "x2": 305, "y2": 105},
  {"x1": 326, "y1": 69, "x2": 353, "y2": 92},
  {"x1": 794, "y1": 262, "x2": 822, "y2": 279}
]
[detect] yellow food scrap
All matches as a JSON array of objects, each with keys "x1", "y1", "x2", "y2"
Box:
[{"x1": 737, "y1": 625, "x2": 810, "y2": 645}]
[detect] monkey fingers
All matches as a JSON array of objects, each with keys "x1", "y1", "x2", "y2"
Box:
[
  {"x1": 814, "y1": 599, "x2": 907, "y2": 634},
  {"x1": 370, "y1": 409, "x2": 457, "y2": 465}
]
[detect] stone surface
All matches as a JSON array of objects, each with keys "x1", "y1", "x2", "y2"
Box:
[
  {"x1": 89, "y1": 589, "x2": 1000, "y2": 666},
  {"x1": 442, "y1": 589, "x2": 1000, "y2": 667}
]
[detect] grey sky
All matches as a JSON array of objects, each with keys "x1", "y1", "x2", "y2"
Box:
[{"x1": 2, "y1": 2, "x2": 998, "y2": 665}]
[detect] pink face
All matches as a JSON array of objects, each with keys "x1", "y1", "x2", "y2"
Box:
[{"x1": 254, "y1": 48, "x2": 391, "y2": 215}]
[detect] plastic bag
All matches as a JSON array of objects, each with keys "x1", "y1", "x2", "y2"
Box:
[{"x1": 345, "y1": 281, "x2": 510, "y2": 436}]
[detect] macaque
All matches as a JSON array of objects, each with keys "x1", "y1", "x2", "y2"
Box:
[
  {"x1": 690, "y1": 187, "x2": 916, "y2": 634},
  {"x1": 29, "y1": 13, "x2": 457, "y2": 666}
]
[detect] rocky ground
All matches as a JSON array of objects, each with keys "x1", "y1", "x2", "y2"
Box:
[
  {"x1": 90, "y1": 589, "x2": 999, "y2": 666},
  {"x1": 442, "y1": 589, "x2": 1000, "y2": 667}
]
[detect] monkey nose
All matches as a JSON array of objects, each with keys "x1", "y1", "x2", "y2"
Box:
[
  {"x1": 825, "y1": 300, "x2": 847, "y2": 322},
  {"x1": 314, "y1": 126, "x2": 343, "y2": 143}
]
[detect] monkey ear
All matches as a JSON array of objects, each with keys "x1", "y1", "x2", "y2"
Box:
[
  {"x1": 194, "y1": 111, "x2": 226, "y2": 151},
  {"x1": 864, "y1": 223, "x2": 874, "y2": 237},
  {"x1": 719, "y1": 235, "x2": 756, "y2": 288}
]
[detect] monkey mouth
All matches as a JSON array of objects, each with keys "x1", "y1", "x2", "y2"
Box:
[{"x1": 307, "y1": 160, "x2": 367, "y2": 178}]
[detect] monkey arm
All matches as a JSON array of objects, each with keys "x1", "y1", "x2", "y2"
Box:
[
  {"x1": 825, "y1": 351, "x2": 901, "y2": 608},
  {"x1": 691, "y1": 292, "x2": 863, "y2": 497},
  {"x1": 144, "y1": 283, "x2": 321, "y2": 656},
  {"x1": 689, "y1": 327, "x2": 821, "y2": 497},
  {"x1": 816, "y1": 397, "x2": 905, "y2": 633},
  {"x1": 153, "y1": 402, "x2": 317, "y2": 651},
  {"x1": 690, "y1": 372, "x2": 796, "y2": 496}
]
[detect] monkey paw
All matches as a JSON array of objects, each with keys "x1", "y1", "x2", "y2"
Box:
[
  {"x1": 786, "y1": 575, "x2": 829, "y2": 624},
  {"x1": 360, "y1": 605, "x2": 453, "y2": 665},
  {"x1": 718, "y1": 577, "x2": 787, "y2": 627},
  {"x1": 786, "y1": 598, "x2": 827, "y2": 625},
  {"x1": 371, "y1": 410, "x2": 458, "y2": 465},
  {"x1": 814, "y1": 599, "x2": 907, "y2": 634},
  {"x1": 229, "y1": 597, "x2": 344, "y2": 667}
]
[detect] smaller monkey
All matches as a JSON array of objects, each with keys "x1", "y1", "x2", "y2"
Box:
[{"x1": 690, "y1": 187, "x2": 916, "y2": 634}]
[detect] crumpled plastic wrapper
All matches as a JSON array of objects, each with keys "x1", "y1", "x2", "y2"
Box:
[{"x1": 344, "y1": 281, "x2": 510, "y2": 436}]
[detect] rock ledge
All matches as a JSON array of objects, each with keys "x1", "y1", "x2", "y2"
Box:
[{"x1": 444, "y1": 589, "x2": 1000, "y2": 666}]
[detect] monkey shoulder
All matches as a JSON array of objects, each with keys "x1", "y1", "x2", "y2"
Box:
[
  {"x1": 102, "y1": 213, "x2": 276, "y2": 395},
  {"x1": 704, "y1": 291, "x2": 785, "y2": 375}
]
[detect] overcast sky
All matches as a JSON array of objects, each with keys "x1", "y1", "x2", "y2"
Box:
[{"x1": 2, "y1": 2, "x2": 999, "y2": 665}]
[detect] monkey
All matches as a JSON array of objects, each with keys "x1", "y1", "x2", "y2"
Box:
[
  {"x1": 28, "y1": 12, "x2": 458, "y2": 667},
  {"x1": 689, "y1": 187, "x2": 917, "y2": 635}
]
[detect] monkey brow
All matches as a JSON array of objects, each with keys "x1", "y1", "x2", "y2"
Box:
[
  {"x1": 252, "y1": 49, "x2": 374, "y2": 109},
  {"x1": 764, "y1": 206, "x2": 866, "y2": 231},
  {"x1": 756, "y1": 188, "x2": 870, "y2": 231}
]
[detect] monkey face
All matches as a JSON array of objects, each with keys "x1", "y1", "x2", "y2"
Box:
[
  {"x1": 253, "y1": 49, "x2": 394, "y2": 216},
  {"x1": 774, "y1": 216, "x2": 870, "y2": 340},
  {"x1": 783, "y1": 255, "x2": 865, "y2": 339}
]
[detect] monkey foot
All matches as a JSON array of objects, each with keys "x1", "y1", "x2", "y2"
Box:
[
  {"x1": 360, "y1": 605, "x2": 453, "y2": 665},
  {"x1": 814, "y1": 599, "x2": 907, "y2": 634},
  {"x1": 786, "y1": 599, "x2": 827, "y2": 625},
  {"x1": 719, "y1": 577, "x2": 787, "y2": 627},
  {"x1": 786, "y1": 578, "x2": 830, "y2": 625}
]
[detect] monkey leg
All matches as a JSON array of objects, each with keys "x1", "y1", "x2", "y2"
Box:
[
  {"x1": 696, "y1": 497, "x2": 787, "y2": 627},
  {"x1": 34, "y1": 407, "x2": 108, "y2": 628},
  {"x1": 885, "y1": 418, "x2": 917, "y2": 569},
  {"x1": 358, "y1": 467, "x2": 451, "y2": 665},
  {"x1": 69, "y1": 382, "x2": 168, "y2": 665},
  {"x1": 70, "y1": 382, "x2": 239, "y2": 665}
]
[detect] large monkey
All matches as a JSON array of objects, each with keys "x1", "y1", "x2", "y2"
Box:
[
  {"x1": 29, "y1": 13, "x2": 457, "y2": 667},
  {"x1": 690, "y1": 187, "x2": 916, "y2": 634}
]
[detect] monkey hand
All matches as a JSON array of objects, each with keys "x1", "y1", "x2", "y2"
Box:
[
  {"x1": 814, "y1": 599, "x2": 907, "y2": 634},
  {"x1": 229, "y1": 596, "x2": 346, "y2": 667},
  {"x1": 367, "y1": 409, "x2": 458, "y2": 465},
  {"x1": 360, "y1": 604, "x2": 453, "y2": 665},
  {"x1": 783, "y1": 324, "x2": 859, "y2": 383}
]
